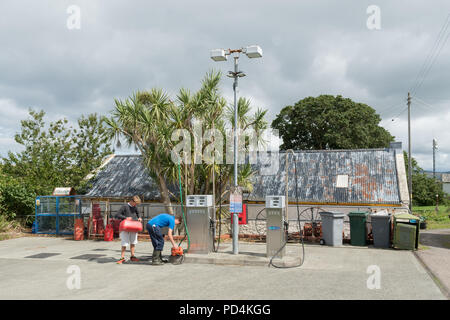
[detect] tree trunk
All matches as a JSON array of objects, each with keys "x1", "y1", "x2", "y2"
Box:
[{"x1": 155, "y1": 167, "x2": 174, "y2": 215}]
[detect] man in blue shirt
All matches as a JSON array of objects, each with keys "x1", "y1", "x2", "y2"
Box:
[{"x1": 147, "y1": 213, "x2": 182, "y2": 265}]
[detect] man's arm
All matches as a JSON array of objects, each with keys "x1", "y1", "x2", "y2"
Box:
[
  {"x1": 133, "y1": 206, "x2": 141, "y2": 221},
  {"x1": 115, "y1": 206, "x2": 127, "y2": 220},
  {"x1": 167, "y1": 228, "x2": 178, "y2": 249}
]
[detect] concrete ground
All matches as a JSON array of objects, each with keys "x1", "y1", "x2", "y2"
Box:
[
  {"x1": 0, "y1": 236, "x2": 445, "y2": 300},
  {"x1": 415, "y1": 228, "x2": 450, "y2": 298}
]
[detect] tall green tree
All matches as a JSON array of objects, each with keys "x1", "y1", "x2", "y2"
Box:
[
  {"x1": 104, "y1": 71, "x2": 268, "y2": 213},
  {"x1": 404, "y1": 151, "x2": 446, "y2": 206},
  {"x1": 1, "y1": 110, "x2": 112, "y2": 196},
  {"x1": 272, "y1": 95, "x2": 394, "y2": 150}
]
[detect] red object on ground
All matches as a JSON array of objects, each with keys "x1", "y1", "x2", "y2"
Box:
[
  {"x1": 119, "y1": 219, "x2": 143, "y2": 233},
  {"x1": 104, "y1": 224, "x2": 114, "y2": 241},
  {"x1": 96, "y1": 218, "x2": 105, "y2": 235},
  {"x1": 74, "y1": 218, "x2": 84, "y2": 241},
  {"x1": 92, "y1": 203, "x2": 102, "y2": 219},
  {"x1": 110, "y1": 219, "x2": 121, "y2": 236},
  {"x1": 171, "y1": 247, "x2": 184, "y2": 256},
  {"x1": 91, "y1": 218, "x2": 97, "y2": 235}
]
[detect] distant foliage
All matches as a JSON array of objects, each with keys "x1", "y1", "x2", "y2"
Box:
[
  {"x1": 1, "y1": 110, "x2": 112, "y2": 219},
  {"x1": 404, "y1": 151, "x2": 447, "y2": 206},
  {"x1": 0, "y1": 173, "x2": 34, "y2": 220},
  {"x1": 272, "y1": 95, "x2": 394, "y2": 150}
]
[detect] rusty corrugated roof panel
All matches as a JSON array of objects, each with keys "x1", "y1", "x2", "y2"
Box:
[
  {"x1": 249, "y1": 149, "x2": 401, "y2": 204},
  {"x1": 85, "y1": 155, "x2": 178, "y2": 199},
  {"x1": 85, "y1": 148, "x2": 402, "y2": 205}
]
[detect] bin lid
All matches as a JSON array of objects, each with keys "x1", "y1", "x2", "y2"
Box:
[
  {"x1": 349, "y1": 211, "x2": 369, "y2": 217},
  {"x1": 319, "y1": 211, "x2": 345, "y2": 218},
  {"x1": 370, "y1": 213, "x2": 391, "y2": 219},
  {"x1": 394, "y1": 213, "x2": 419, "y2": 224}
]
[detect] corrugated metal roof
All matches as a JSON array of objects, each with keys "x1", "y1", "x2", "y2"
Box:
[
  {"x1": 249, "y1": 149, "x2": 401, "y2": 204},
  {"x1": 85, "y1": 155, "x2": 178, "y2": 199},
  {"x1": 85, "y1": 149, "x2": 402, "y2": 205}
]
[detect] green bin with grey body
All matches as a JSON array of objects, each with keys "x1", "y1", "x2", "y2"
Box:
[
  {"x1": 319, "y1": 211, "x2": 345, "y2": 246},
  {"x1": 370, "y1": 213, "x2": 391, "y2": 248},
  {"x1": 349, "y1": 211, "x2": 369, "y2": 246}
]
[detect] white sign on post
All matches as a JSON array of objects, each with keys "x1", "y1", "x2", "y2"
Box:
[{"x1": 230, "y1": 186, "x2": 243, "y2": 213}]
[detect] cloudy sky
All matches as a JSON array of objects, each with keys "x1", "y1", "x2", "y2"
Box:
[{"x1": 1, "y1": 0, "x2": 450, "y2": 171}]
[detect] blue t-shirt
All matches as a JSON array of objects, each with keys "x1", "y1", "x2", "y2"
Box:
[{"x1": 149, "y1": 213, "x2": 175, "y2": 230}]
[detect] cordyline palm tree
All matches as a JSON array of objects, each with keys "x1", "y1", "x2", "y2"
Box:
[{"x1": 103, "y1": 71, "x2": 268, "y2": 214}]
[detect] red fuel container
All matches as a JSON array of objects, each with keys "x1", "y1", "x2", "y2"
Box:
[
  {"x1": 119, "y1": 219, "x2": 143, "y2": 233},
  {"x1": 104, "y1": 224, "x2": 114, "y2": 241}
]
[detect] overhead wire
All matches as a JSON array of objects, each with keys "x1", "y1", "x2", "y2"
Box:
[{"x1": 410, "y1": 14, "x2": 450, "y2": 96}]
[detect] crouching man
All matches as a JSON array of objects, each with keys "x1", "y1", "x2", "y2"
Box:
[
  {"x1": 147, "y1": 213, "x2": 182, "y2": 265},
  {"x1": 115, "y1": 195, "x2": 142, "y2": 264}
]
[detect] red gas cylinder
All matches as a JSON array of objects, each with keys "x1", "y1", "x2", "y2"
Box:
[
  {"x1": 74, "y1": 218, "x2": 84, "y2": 241},
  {"x1": 111, "y1": 219, "x2": 121, "y2": 236},
  {"x1": 92, "y1": 203, "x2": 102, "y2": 219},
  {"x1": 96, "y1": 218, "x2": 105, "y2": 235},
  {"x1": 104, "y1": 224, "x2": 114, "y2": 241},
  {"x1": 119, "y1": 219, "x2": 143, "y2": 233}
]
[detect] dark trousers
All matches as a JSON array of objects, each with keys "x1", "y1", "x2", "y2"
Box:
[{"x1": 147, "y1": 224, "x2": 164, "y2": 251}]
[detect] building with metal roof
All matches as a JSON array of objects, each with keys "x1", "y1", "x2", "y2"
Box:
[{"x1": 84, "y1": 142, "x2": 409, "y2": 209}]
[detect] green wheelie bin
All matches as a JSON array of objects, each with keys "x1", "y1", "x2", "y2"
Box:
[{"x1": 348, "y1": 211, "x2": 369, "y2": 246}]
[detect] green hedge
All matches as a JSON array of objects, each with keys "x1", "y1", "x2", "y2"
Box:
[{"x1": 0, "y1": 173, "x2": 35, "y2": 220}]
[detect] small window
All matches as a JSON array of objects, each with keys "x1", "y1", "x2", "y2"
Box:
[{"x1": 336, "y1": 175, "x2": 349, "y2": 188}]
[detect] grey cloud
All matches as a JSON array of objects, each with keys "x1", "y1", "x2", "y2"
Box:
[{"x1": 0, "y1": 0, "x2": 450, "y2": 171}]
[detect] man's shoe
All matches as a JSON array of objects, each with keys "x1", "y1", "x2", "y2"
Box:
[
  {"x1": 159, "y1": 251, "x2": 168, "y2": 263},
  {"x1": 130, "y1": 256, "x2": 140, "y2": 262},
  {"x1": 116, "y1": 257, "x2": 126, "y2": 264},
  {"x1": 152, "y1": 251, "x2": 163, "y2": 265}
]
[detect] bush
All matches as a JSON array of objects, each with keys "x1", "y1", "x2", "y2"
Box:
[
  {"x1": 0, "y1": 173, "x2": 35, "y2": 220},
  {"x1": 417, "y1": 208, "x2": 450, "y2": 223}
]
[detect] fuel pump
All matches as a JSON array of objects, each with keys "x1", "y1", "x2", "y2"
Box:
[
  {"x1": 265, "y1": 195, "x2": 288, "y2": 258},
  {"x1": 185, "y1": 195, "x2": 215, "y2": 254}
]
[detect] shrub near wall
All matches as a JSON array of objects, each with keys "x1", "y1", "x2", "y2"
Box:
[{"x1": 0, "y1": 173, "x2": 35, "y2": 221}]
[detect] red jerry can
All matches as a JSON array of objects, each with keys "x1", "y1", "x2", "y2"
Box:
[
  {"x1": 104, "y1": 224, "x2": 114, "y2": 241},
  {"x1": 119, "y1": 219, "x2": 143, "y2": 233},
  {"x1": 74, "y1": 218, "x2": 84, "y2": 241}
]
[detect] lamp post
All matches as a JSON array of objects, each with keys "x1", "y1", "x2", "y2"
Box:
[{"x1": 211, "y1": 45, "x2": 262, "y2": 255}]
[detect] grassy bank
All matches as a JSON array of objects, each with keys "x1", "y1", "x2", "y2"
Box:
[{"x1": 412, "y1": 205, "x2": 450, "y2": 230}]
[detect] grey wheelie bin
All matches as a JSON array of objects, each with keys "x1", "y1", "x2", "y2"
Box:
[
  {"x1": 370, "y1": 212, "x2": 391, "y2": 248},
  {"x1": 319, "y1": 211, "x2": 345, "y2": 246}
]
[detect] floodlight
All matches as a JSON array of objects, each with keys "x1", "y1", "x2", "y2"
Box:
[
  {"x1": 210, "y1": 49, "x2": 228, "y2": 61},
  {"x1": 245, "y1": 45, "x2": 263, "y2": 58}
]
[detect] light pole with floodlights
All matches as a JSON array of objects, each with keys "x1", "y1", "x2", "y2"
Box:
[{"x1": 210, "y1": 45, "x2": 263, "y2": 255}]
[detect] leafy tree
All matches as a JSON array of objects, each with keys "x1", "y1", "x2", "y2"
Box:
[
  {"x1": 1, "y1": 110, "x2": 112, "y2": 198},
  {"x1": 404, "y1": 151, "x2": 446, "y2": 206},
  {"x1": 271, "y1": 95, "x2": 394, "y2": 150},
  {"x1": 104, "y1": 71, "x2": 268, "y2": 213},
  {"x1": 0, "y1": 171, "x2": 35, "y2": 220}
]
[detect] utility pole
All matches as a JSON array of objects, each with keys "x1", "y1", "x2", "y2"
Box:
[
  {"x1": 433, "y1": 139, "x2": 437, "y2": 178},
  {"x1": 408, "y1": 92, "x2": 412, "y2": 211}
]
